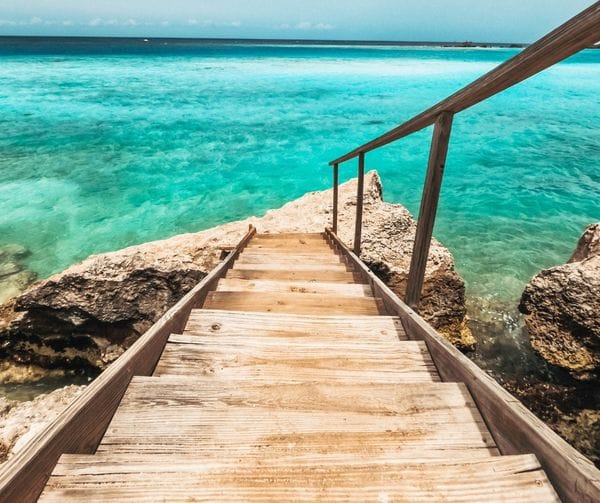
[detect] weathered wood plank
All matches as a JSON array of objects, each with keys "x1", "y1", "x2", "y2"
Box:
[
  {"x1": 236, "y1": 252, "x2": 344, "y2": 265},
  {"x1": 232, "y1": 261, "x2": 351, "y2": 272},
  {"x1": 97, "y1": 379, "x2": 495, "y2": 452},
  {"x1": 253, "y1": 232, "x2": 325, "y2": 241},
  {"x1": 117, "y1": 377, "x2": 478, "y2": 415},
  {"x1": 225, "y1": 268, "x2": 362, "y2": 283},
  {"x1": 245, "y1": 242, "x2": 333, "y2": 252},
  {"x1": 184, "y1": 310, "x2": 406, "y2": 341},
  {"x1": 154, "y1": 340, "x2": 439, "y2": 381},
  {"x1": 40, "y1": 455, "x2": 559, "y2": 502},
  {"x1": 216, "y1": 278, "x2": 373, "y2": 297},
  {"x1": 49, "y1": 448, "x2": 501, "y2": 475},
  {"x1": 203, "y1": 291, "x2": 384, "y2": 315}
]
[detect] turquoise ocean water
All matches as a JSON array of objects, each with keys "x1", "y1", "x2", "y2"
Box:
[{"x1": 0, "y1": 39, "x2": 598, "y2": 382}]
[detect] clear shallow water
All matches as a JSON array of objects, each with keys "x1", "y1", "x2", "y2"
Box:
[{"x1": 0, "y1": 39, "x2": 598, "y2": 334}]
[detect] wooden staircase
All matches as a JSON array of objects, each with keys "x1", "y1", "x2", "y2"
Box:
[{"x1": 38, "y1": 232, "x2": 560, "y2": 501}]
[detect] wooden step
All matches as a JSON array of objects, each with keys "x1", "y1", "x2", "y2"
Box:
[
  {"x1": 170, "y1": 334, "x2": 415, "y2": 354},
  {"x1": 183, "y1": 310, "x2": 406, "y2": 342},
  {"x1": 250, "y1": 237, "x2": 328, "y2": 246},
  {"x1": 154, "y1": 335, "x2": 438, "y2": 381},
  {"x1": 245, "y1": 242, "x2": 334, "y2": 251},
  {"x1": 231, "y1": 261, "x2": 351, "y2": 272},
  {"x1": 254, "y1": 232, "x2": 325, "y2": 240},
  {"x1": 41, "y1": 455, "x2": 558, "y2": 502},
  {"x1": 226, "y1": 268, "x2": 362, "y2": 283},
  {"x1": 237, "y1": 252, "x2": 344, "y2": 265},
  {"x1": 203, "y1": 291, "x2": 384, "y2": 315},
  {"x1": 216, "y1": 278, "x2": 373, "y2": 297},
  {"x1": 97, "y1": 378, "x2": 494, "y2": 453}
]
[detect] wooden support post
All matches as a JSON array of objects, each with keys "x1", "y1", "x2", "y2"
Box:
[
  {"x1": 353, "y1": 152, "x2": 365, "y2": 255},
  {"x1": 332, "y1": 163, "x2": 339, "y2": 234},
  {"x1": 405, "y1": 111, "x2": 454, "y2": 310}
]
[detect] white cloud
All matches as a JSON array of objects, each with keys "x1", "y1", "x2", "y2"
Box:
[
  {"x1": 0, "y1": 15, "x2": 243, "y2": 31},
  {"x1": 279, "y1": 21, "x2": 335, "y2": 31},
  {"x1": 186, "y1": 19, "x2": 241, "y2": 28}
]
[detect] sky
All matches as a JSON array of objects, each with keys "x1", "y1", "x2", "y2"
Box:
[{"x1": 0, "y1": 0, "x2": 596, "y2": 42}]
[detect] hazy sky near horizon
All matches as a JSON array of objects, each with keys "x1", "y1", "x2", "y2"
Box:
[{"x1": 0, "y1": 1, "x2": 596, "y2": 42}]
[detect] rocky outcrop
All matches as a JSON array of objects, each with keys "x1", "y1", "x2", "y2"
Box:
[
  {"x1": 519, "y1": 223, "x2": 600, "y2": 380},
  {"x1": 0, "y1": 245, "x2": 37, "y2": 305},
  {"x1": 0, "y1": 171, "x2": 472, "y2": 377},
  {"x1": 0, "y1": 384, "x2": 85, "y2": 463}
]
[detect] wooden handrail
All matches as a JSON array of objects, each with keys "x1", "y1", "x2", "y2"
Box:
[
  {"x1": 329, "y1": 2, "x2": 600, "y2": 309},
  {"x1": 329, "y1": 1, "x2": 600, "y2": 166},
  {"x1": 405, "y1": 111, "x2": 453, "y2": 308},
  {"x1": 332, "y1": 163, "x2": 339, "y2": 234},
  {"x1": 0, "y1": 226, "x2": 256, "y2": 503},
  {"x1": 353, "y1": 153, "x2": 366, "y2": 255}
]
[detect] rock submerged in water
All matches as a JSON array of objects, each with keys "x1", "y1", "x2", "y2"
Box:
[
  {"x1": 519, "y1": 223, "x2": 600, "y2": 381},
  {"x1": 0, "y1": 171, "x2": 473, "y2": 376},
  {"x1": 0, "y1": 244, "x2": 37, "y2": 305}
]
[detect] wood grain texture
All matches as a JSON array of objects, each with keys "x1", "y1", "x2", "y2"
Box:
[
  {"x1": 183, "y1": 309, "x2": 406, "y2": 341},
  {"x1": 154, "y1": 338, "x2": 439, "y2": 382},
  {"x1": 253, "y1": 233, "x2": 326, "y2": 241},
  {"x1": 41, "y1": 455, "x2": 559, "y2": 502},
  {"x1": 226, "y1": 268, "x2": 362, "y2": 283},
  {"x1": 245, "y1": 242, "x2": 333, "y2": 252},
  {"x1": 231, "y1": 261, "x2": 352, "y2": 272},
  {"x1": 216, "y1": 278, "x2": 373, "y2": 297},
  {"x1": 236, "y1": 252, "x2": 345, "y2": 265},
  {"x1": 96, "y1": 378, "x2": 494, "y2": 453},
  {"x1": 203, "y1": 291, "x2": 384, "y2": 315}
]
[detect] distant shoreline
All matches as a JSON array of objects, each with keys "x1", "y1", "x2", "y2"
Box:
[{"x1": 0, "y1": 35, "x2": 528, "y2": 49}]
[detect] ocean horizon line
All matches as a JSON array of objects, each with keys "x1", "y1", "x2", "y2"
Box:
[{"x1": 0, "y1": 35, "x2": 529, "y2": 48}]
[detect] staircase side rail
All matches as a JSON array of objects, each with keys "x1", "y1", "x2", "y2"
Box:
[
  {"x1": 325, "y1": 227, "x2": 600, "y2": 503},
  {"x1": 0, "y1": 226, "x2": 256, "y2": 503}
]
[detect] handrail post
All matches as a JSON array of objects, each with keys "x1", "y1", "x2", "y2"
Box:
[
  {"x1": 332, "y1": 163, "x2": 339, "y2": 234},
  {"x1": 405, "y1": 111, "x2": 454, "y2": 310},
  {"x1": 353, "y1": 152, "x2": 365, "y2": 255}
]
